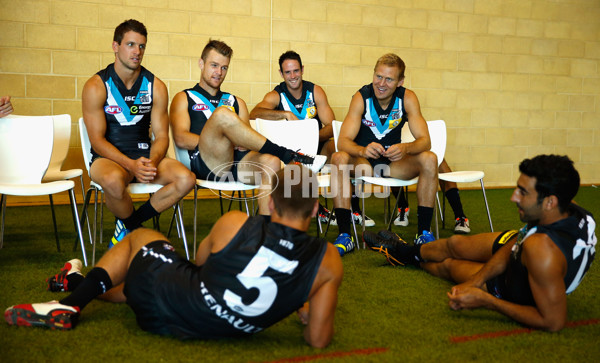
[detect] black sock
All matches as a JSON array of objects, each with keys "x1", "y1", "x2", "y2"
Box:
[
  {"x1": 413, "y1": 244, "x2": 423, "y2": 263},
  {"x1": 259, "y1": 139, "x2": 293, "y2": 163},
  {"x1": 123, "y1": 200, "x2": 158, "y2": 230},
  {"x1": 445, "y1": 188, "x2": 465, "y2": 219},
  {"x1": 65, "y1": 273, "x2": 84, "y2": 291},
  {"x1": 60, "y1": 267, "x2": 113, "y2": 311},
  {"x1": 335, "y1": 208, "x2": 352, "y2": 235},
  {"x1": 417, "y1": 206, "x2": 434, "y2": 235},
  {"x1": 351, "y1": 192, "x2": 361, "y2": 213}
]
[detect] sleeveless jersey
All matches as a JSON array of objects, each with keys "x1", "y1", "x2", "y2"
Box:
[
  {"x1": 184, "y1": 83, "x2": 239, "y2": 158},
  {"x1": 93, "y1": 63, "x2": 154, "y2": 159},
  {"x1": 354, "y1": 84, "x2": 408, "y2": 149},
  {"x1": 274, "y1": 81, "x2": 321, "y2": 128},
  {"x1": 502, "y1": 203, "x2": 596, "y2": 305},
  {"x1": 154, "y1": 215, "x2": 328, "y2": 339}
]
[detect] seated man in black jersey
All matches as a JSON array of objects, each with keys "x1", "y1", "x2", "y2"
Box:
[
  {"x1": 330, "y1": 53, "x2": 439, "y2": 253},
  {"x1": 81, "y1": 19, "x2": 196, "y2": 248},
  {"x1": 170, "y1": 41, "x2": 326, "y2": 215},
  {"x1": 0, "y1": 95, "x2": 13, "y2": 117},
  {"x1": 364, "y1": 154, "x2": 597, "y2": 332},
  {"x1": 5, "y1": 166, "x2": 343, "y2": 348},
  {"x1": 249, "y1": 51, "x2": 374, "y2": 228}
]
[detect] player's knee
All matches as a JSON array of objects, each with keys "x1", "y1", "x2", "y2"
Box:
[
  {"x1": 175, "y1": 169, "x2": 196, "y2": 194},
  {"x1": 212, "y1": 107, "x2": 238, "y2": 126},
  {"x1": 97, "y1": 172, "x2": 128, "y2": 196},
  {"x1": 446, "y1": 235, "x2": 465, "y2": 259},
  {"x1": 331, "y1": 151, "x2": 350, "y2": 167},
  {"x1": 258, "y1": 154, "x2": 281, "y2": 173}
]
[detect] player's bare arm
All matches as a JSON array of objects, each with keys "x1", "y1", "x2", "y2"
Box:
[
  {"x1": 82, "y1": 75, "x2": 138, "y2": 171},
  {"x1": 249, "y1": 91, "x2": 297, "y2": 121},
  {"x1": 147, "y1": 77, "x2": 169, "y2": 168},
  {"x1": 236, "y1": 96, "x2": 251, "y2": 123},
  {"x1": 195, "y1": 211, "x2": 249, "y2": 266},
  {"x1": 313, "y1": 85, "x2": 335, "y2": 141},
  {"x1": 338, "y1": 92, "x2": 384, "y2": 159},
  {"x1": 304, "y1": 243, "x2": 343, "y2": 348},
  {"x1": 170, "y1": 91, "x2": 200, "y2": 150}
]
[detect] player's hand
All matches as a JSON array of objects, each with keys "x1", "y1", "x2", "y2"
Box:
[
  {"x1": 361, "y1": 142, "x2": 385, "y2": 159},
  {"x1": 0, "y1": 96, "x2": 14, "y2": 118},
  {"x1": 132, "y1": 157, "x2": 157, "y2": 183},
  {"x1": 285, "y1": 111, "x2": 299, "y2": 121},
  {"x1": 383, "y1": 143, "x2": 408, "y2": 161},
  {"x1": 296, "y1": 302, "x2": 309, "y2": 325},
  {"x1": 447, "y1": 285, "x2": 486, "y2": 310}
]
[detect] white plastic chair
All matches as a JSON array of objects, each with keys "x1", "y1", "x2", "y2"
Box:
[
  {"x1": 41, "y1": 114, "x2": 90, "y2": 248},
  {"x1": 438, "y1": 169, "x2": 493, "y2": 232},
  {"x1": 172, "y1": 138, "x2": 259, "y2": 256},
  {"x1": 0, "y1": 115, "x2": 87, "y2": 265},
  {"x1": 255, "y1": 118, "x2": 342, "y2": 238},
  {"x1": 351, "y1": 120, "x2": 447, "y2": 239},
  {"x1": 78, "y1": 118, "x2": 189, "y2": 264}
]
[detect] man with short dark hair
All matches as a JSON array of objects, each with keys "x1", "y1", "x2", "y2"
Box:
[
  {"x1": 364, "y1": 154, "x2": 597, "y2": 332},
  {"x1": 5, "y1": 166, "x2": 343, "y2": 348},
  {"x1": 81, "y1": 19, "x2": 196, "y2": 248},
  {"x1": 170, "y1": 42, "x2": 326, "y2": 214}
]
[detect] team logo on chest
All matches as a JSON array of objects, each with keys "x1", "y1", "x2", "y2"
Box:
[
  {"x1": 104, "y1": 106, "x2": 122, "y2": 114},
  {"x1": 193, "y1": 103, "x2": 210, "y2": 111}
]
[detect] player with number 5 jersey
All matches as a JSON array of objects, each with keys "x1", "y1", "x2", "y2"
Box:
[{"x1": 5, "y1": 166, "x2": 343, "y2": 348}]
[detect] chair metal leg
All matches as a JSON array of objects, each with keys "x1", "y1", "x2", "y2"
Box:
[
  {"x1": 175, "y1": 202, "x2": 189, "y2": 260},
  {"x1": 68, "y1": 189, "x2": 88, "y2": 266},
  {"x1": 48, "y1": 194, "x2": 61, "y2": 252},
  {"x1": 80, "y1": 176, "x2": 93, "y2": 244},
  {"x1": 0, "y1": 194, "x2": 5, "y2": 249},
  {"x1": 75, "y1": 187, "x2": 93, "y2": 251},
  {"x1": 193, "y1": 186, "x2": 198, "y2": 257},
  {"x1": 481, "y1": 179, "x2": 493, "y2": 232}
]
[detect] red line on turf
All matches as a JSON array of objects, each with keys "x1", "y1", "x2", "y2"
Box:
[
  {"x1": 260, "y1": 347, "x2": 389, "y2": 363},
  {"x1": 450, "y1": 318, "x2": 600, "y2": 343}
]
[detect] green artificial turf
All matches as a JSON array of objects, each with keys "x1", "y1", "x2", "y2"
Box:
[{"x1": 1, "y1": 187, "x2": 599, "y2": 362}]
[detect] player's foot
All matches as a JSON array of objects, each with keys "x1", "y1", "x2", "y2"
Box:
[
  {"x1": 414, "y1": 230, "x2": 435, "y2": 245},
  {"x1": 289, "y1": 151, "x2": 327, "y2": 173},
  {"x1": 393, "y1": 207, "x2": 410, "y2": 226},
  {"x1": 377, "y1": 229, "x2": 404, "y2": 244},
  {"x1": 363, "y1": 230, "x2": 414, "y2": 266},
  {"x1": 46, "y1": 259, "x2": 84, "y2": 292},
  {"x1": 334, "y1": 233, "x2": 355, "y2": 256},
  {"x1": 318, "y1": 204, "x2": 332, "y2": 224},
  {"x1": 352, "y1": 212, "x2": 375, "y2": 227},
  {"x1": 4, "y1": 301, "x2": 80, "y2": 330},
  {"x1": 109, "y1": 219, "x2": 129, "y2": 249},
  {"x1": 454, "y1": 217, "x2": 471, "y2": 234}
]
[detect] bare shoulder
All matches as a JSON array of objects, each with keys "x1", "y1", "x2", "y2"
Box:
[
  {"x1": 210, "y1": 211, "x2": 249, "y2": 253},
  {"x1": 314, "y1": 243, "x2": 343, "y2": 287},
  {"x1": 522, "y1": 233, "x2": 567, "y2": 277}
]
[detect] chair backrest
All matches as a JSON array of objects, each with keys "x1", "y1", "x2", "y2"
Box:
[
  {"x1": 0, "y1": 115, "x2": 54, "y2": 184},
  {"x1": 426, "y1": 120, "x2": 446, "y2": 167},
  {"x1": 253, "y1": 118, "x2": 319, "y2": 155},
  {"x1": 171, "y1": 134, "x2": 192, "y2": 170},
  {"x1": 47, "y1": 114, "x2": 72, "y2": 173},
  {"x1": 332, "y1": 120, "x2": 342, "y2": 152},
  {"x1": 332, "y1": 119, "x2": 446, "y2": 166},
  {"x1": 78, "y1": 117, "x2": 93, "y2": 174}
]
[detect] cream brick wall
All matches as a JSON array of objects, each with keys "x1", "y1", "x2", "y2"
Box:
[{"x1": 0, "y1": 0, "x2": 599, "y2": 192}]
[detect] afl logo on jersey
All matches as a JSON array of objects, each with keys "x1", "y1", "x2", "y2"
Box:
[
  {"x1": 362, "y1": 119, "x2": 375, "y2": 127},
  {"x1": 104, "y1": 106, "x2": 122, "y2": 114},
  {"x1": 192, "y1": 104, "x2": 209, "y2": 111}
]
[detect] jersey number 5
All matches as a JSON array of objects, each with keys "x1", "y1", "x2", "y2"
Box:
[{"x1": 223, "y1": 246, "x2": 299, "y2": 317}]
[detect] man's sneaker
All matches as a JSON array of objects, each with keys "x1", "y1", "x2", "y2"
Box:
[
  {"x1": 363, "y1": 230, "x2": 413, "y2": 266},
  {"x1": 109, "y1": 219, "x2": 130, "y2": 249},
  {"x1": 46, "y1": 259, "x2": 83, "y2": 292},
  {"x1": 318, "y1": 204, "x2": 332, "y2": 224},
  {"x1": 352, "y1": 212, "x2": 375, "y2": 227},
  {"x1": 454, "y1": 217, "x2": 471, "y2": 234},
  {"x1": 290, "y1": 151, "x2": 327, "y2": 173},
  {"x1": 4, "y1": 301, "x2": 80, "y2": 330},
  {"x1": 414, "y1": 230, "x2": 435, "y2": 245},
  {"x1": 334, "y1": 233, "x2": 355, "y2": 256},
  {"x1": 393, "y1": 207, "x2": 410, "y2": 226}
]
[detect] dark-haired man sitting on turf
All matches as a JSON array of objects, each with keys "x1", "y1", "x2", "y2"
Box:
[
  {"x1": 5, "y1": 166, "x2": 343, "y2": 348},
  {"x1": 364, "y1": 154, "x2": 596, "y2": 332}
]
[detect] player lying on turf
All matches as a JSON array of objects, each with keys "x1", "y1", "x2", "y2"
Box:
[
  {"x1": 5, "y1": 166, "x2": 343, "y2": 348},
  {"x1": 363, "y1": 154, "x2": 596, "y2": 332}
]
